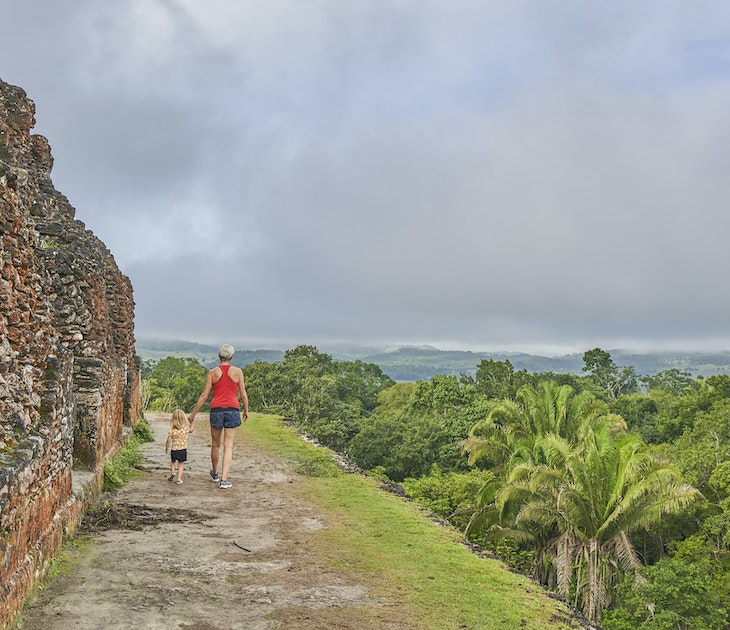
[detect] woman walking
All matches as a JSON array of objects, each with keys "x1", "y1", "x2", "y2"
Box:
[{"x1": 188, "y1": 344, "x2": 249, "y2": 489}]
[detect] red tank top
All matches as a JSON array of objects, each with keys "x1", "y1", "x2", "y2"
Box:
[{"x1": 211, "y1": 364, "x2": 239, "y2": 408}]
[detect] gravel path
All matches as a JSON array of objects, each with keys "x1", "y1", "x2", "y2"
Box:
[{"x1": 15, "y1": 413, "x2": 412, "y2": 630}]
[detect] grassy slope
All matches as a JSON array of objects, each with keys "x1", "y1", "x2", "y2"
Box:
[{"x1": 242, "y1": 413, "x2": 583, "y2": 630}]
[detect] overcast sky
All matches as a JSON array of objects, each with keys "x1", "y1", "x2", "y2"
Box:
[{"x1": 3, "y1": 1, "x2": 730, "y2": 355}]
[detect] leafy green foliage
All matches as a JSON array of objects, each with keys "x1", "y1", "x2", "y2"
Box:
[
  {"x1": 142, "y1": 356, "x2": 207, "y2": 412},
  {"x1": 463, "y1": 381, "x2": 610, "y2": 473},
  {"x1": 464, "y1": 381, "x2": 701, "y2": 622},
  {"x1": 102, "y1": 430, "x2": 146, "y2": 490},
  {"x1": 582, "y1": 347, "x2": 640, "y2": 399},
  {"x1": 670, "y1": 398, "x2": 730, "y2": 493},
  {"x1": 669, "y1": 461, "x2": 730, "y2": 608},
  {"x1": 349, "y1": 410, "x2": 445, "y2": 481},
  {"x1": 402, "y1": 467, "x2": 494, "y2": 529},
  {"x1": 132, "y1": 418, "x2": 155, "y2": 443},
  {"x1": 602, "y1": 558, "x2": 728, "y2": 630},
  {"x1": 349, "y1": 376, "x2": 488, "y2": 481},
  {"x1": 474, "y1": 359, "x2": 532, "y2": 400},
  {"x1": 244, "y1": 345, "x2": 394, "y2": 452},
  {"x1": 642, "y1": 368, "x2": 695, "y2": 395}
]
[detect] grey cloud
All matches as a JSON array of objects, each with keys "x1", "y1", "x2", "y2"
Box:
[{"x1": 4, "y1": 1, "x2": 730, "y2": 353}]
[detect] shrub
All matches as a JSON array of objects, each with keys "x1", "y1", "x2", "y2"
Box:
[{"x1": 103, "y1": 432, "x2": 145, "y2": 490}]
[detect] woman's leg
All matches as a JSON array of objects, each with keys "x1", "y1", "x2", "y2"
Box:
[
  {"x1": 210, "y1": 426, "x2": 222, "y2": 474},
  {"x1": 220, "y1": 427, "x2": 236, "y2": 481}
]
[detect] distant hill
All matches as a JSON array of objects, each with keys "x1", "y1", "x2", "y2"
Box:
[
  {"x1": 135, "y1": 338, "x2": 730, "y2": 382},
  {"x1": 359, "y1": 346, "x2": 730, "y2": 381},
  {"x1": 360, "y1": 346, "x2": 585, "y2": 381},
  {"x1": 136, "y1": 338, "x2": 284, "y2": 368}
]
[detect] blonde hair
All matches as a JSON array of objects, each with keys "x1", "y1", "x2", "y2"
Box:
[{"x1": 171, "y1": 409, "x2": 187, "y2": 429}]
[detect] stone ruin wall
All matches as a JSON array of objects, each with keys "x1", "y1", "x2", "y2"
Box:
[{"x1": 0, "y1": 79, "x2": 141, "y2": 626}]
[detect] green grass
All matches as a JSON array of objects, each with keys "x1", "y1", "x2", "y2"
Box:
[
  {"x1": 102, "y1": 418, "x2": 155, "y2": 490},
  {"x1": 42, "y1": 536, "x2": 90, "y2": 585},
  {"x1": 244, "y1": 415, "x2": 343, "y2": 478},
  {"x1": 242, "y1": 413, "x2": 580, "y2": 630}
]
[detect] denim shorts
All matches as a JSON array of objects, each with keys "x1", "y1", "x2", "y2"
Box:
[{"x1": 210, "y1": 407, "x2": 242, "y2": 430}]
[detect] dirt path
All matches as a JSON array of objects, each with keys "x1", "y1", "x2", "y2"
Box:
[{"x1": 15, "y1": 413, "x2": 409, "y2": 630}]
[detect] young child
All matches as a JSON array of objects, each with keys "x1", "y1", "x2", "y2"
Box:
[{"x1": 165, "y1": 409, "x2": 193, "y2": 484}]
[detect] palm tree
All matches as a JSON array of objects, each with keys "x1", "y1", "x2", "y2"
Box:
[
  {"x1": 500, "y1": 421, "x2": 701, "y2": 622},
  {"x1": 463, "y1": 382, "x2": 619, "y2": 585},
  {"x1": 464, "y1": 382, "x2": 702, "y2": 621},
  {"x1": 462, "y1": 381, "x2": 613, "y2": 473}
]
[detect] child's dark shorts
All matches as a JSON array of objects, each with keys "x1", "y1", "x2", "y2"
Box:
[
  {"x1": 210, "y1": 407, "x2": 242, "y2": 430},
  {"x1": 170, "y1": 449, "x2": 187, "y2": 463}
]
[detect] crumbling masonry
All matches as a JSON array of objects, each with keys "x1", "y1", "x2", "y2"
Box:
[{"x1": 0, "y1": 79, "x2": 140, "y2": 625}]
